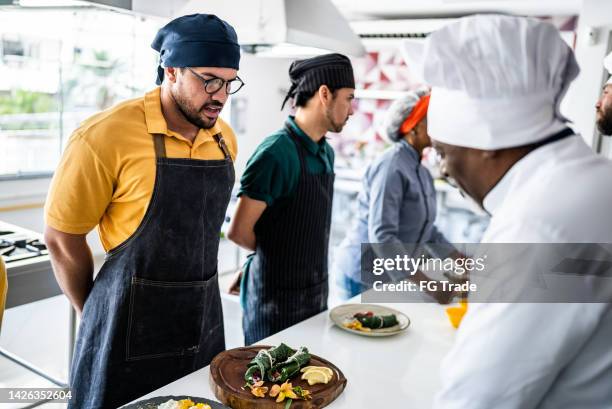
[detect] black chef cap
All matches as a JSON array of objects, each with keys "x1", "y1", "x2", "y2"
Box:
[{"x1": 281, "y1": 53, "x2": 355, "y2": 110}]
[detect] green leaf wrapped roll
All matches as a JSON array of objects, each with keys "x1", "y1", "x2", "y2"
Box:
[
  {"x1": 268, "y1": 346, "x2": 311, "y2": 383},
  {"x1": 245, "y1": 343, "x2": 295, "y2": 384},
  {"x1": 354, "y1": 312, "x2": 398, "y2": 329}
]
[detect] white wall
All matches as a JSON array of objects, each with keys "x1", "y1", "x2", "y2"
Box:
[{"x1": 230, "y1": 54, "x2": 294, "y2": 176}]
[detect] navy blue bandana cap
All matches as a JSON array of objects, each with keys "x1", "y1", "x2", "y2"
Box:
[{"x1": 152, "y1": 13, "x2": 241, "y2": 85}]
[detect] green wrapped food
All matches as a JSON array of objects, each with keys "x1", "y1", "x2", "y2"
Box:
[
  {"x1": 354, "y1": 312, "x2": 398, "y2": 329},
  {"x1": 268, "y1": 346, "x2": 311, "y2": 383},
  {"x1": 244, "y1": 344, "x2": 311, "y2": 384},
  {"x1": 245, "y1": 343, "x2": 294, "y2": 384}
]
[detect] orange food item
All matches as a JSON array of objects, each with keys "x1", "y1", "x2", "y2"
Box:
[{"x1": 445, "y1": 300, "x2": 468, "y2": 329}]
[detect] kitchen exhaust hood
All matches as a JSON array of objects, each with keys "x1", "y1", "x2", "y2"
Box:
[
  {"x1": 177, "y1": 0, "x2": 366, "y2": 57},
  {"x1": 76, "y1": 0, "x2": 366, "y2": 57}
]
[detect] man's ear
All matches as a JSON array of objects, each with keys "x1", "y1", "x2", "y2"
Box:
[
  {"x1": 165, "y1": 67, "x2": 179, "y2": 83},
  {"x1": 317, "y1": 85, "x2": 333, "y2": 106}
]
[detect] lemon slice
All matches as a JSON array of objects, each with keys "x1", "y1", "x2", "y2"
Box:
[
  {"x1": 301, "y1": 368, "x2": 331, "y2": 385},
  {"x1": 300, "y1": 366, "x2": 333, "y2": 379}
]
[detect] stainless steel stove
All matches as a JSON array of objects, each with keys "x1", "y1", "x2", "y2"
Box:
[
  {"x1": 0, "y1": 221, "x2": 61, "y2": 308},
  {"x1": 1, "y1": 230, "x2": 47, "y2": 261}
]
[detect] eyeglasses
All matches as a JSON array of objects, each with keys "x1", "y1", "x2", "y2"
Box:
[{"x1": 186, "y1": 67, "x2": 245, "y2": 95}]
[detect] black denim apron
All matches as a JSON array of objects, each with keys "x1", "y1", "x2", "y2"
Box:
[
  {"x1": 242, "y1": 125, "x2": 334, "y2": 345},
  {"x1": 68, "y1": 132, "x2": 234, "y2": 409}
]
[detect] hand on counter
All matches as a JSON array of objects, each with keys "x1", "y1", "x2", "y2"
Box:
[{"x1": 228, "y1": 269, "x2": 242, "y2": 296}]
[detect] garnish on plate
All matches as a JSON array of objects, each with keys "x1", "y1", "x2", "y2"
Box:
[
  {"x1": 157, "y1": 398, "x2": 211, "y2": 409},
  {"x1": 344, "y1": 311, "x2": 398, "y2": 331},
  {"x1": 269, "y1": 381, "x2": 298, "y2": 403},
  {"x1": 244, "y1": 380, "x2": 269, "y2": 398},
  {"x1": 300, "y1": 366, "x2": 333, "y2": 385},
  {"x1": 269, "y1": 381, "x2": 312, "y2": 408}
]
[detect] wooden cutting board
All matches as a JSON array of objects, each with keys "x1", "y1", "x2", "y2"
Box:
[{"x1": 209, "y1": 345, "x2": 347, "y2": 409}]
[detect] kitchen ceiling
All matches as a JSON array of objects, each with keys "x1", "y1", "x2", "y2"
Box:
[
  {"x1": 20, "y1": 0, "x2": 584, "y2": 19},
  {"x1": 331, "y1": 0, "x2": 582, "y2": 19},
  {"x1": 8, "y1": 0, "x2": 582, "y2": 58}
]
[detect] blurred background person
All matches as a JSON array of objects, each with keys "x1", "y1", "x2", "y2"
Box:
[{"x1": 332, "y1": 89, "x2": 451, "y2": 299}]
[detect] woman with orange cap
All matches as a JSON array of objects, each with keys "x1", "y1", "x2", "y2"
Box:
[{"x1": 333, "y1": 89, "x2": 451, "y2": 298}]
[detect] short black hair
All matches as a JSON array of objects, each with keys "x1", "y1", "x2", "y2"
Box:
[{"x1": 294, "y1": 86, "x2": 338, "y2": 107}]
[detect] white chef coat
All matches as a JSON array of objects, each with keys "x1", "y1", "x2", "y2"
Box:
[{"x1": 434, "y1": 134, "x2": 612, "y2": 409}]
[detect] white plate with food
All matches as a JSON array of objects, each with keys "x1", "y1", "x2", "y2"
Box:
[
  {"x1": 121, "y1": 396, "x2": 229, "y2": 409},
  {"x1": 329, "y1": 304, "x2": 410, "y2": 337}
]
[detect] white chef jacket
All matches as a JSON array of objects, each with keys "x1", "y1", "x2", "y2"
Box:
[{"x1": 434, "y1": 134, "x2": 612, "y2": 409}]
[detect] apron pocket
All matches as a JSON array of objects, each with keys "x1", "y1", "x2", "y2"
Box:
[{"x1": 126, "y1": 275, "x2": 216, "y2": 361}]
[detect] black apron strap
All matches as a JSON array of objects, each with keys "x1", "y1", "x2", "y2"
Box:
[
  {"x1": 153, "y1": 134, "x2": 167, "y2": 159},
  {"x1": 212, "y1": 132, "x2": 232, "y2": 160},
  {"x1": 283, "y1": 124, "x2": 309, "y2": 175}
]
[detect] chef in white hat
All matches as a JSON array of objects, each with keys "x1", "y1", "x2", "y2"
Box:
[
  {"x1": 406, "y1": 15, "x2": 612, "y2": 408},
  {"x1": 595, "y1": 51, "x2": 612, "y2": 136}
]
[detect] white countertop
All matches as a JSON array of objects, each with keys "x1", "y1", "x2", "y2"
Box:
[{"x1": 131, "y1": 296, "x2": 456, "y2": 408}]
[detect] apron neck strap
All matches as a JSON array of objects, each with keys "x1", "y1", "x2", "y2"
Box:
[
  {"x1": 283, "y1": 124, "x2": 308, "y2": 173},
  {"x1": 212, "y1": 132, "x2": 232, "y2": 160},
  {"x1": 153, "y1": 134, "x2": 166, "y2": 158}
]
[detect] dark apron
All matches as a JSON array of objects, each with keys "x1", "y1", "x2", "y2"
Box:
[
  {"x1": 242, "y1": 125, "x2": 334, "y2": 345},
  {"x1": 68, "y1": 132, "x2": 234, "y2": 409}
]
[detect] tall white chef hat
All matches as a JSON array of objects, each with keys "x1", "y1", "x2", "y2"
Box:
[
  {"x1": 604, "y1": 51, "x2": 612, "y2": 85},
  {"x1": 403, "y1": 14, "x2": 580, "y2": 150}
]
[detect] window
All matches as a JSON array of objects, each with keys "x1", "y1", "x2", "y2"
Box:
[
  {"x1": 1, "y1": 36, "x2": 25, "y2": 57},
  {"x1": 0, "y1": 8, "x2": 162, "y2": 178}
]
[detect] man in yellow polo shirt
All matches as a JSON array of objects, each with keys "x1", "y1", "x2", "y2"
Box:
[{"x1": 44, "y1": 14, "x2": 243, "y2": 409}]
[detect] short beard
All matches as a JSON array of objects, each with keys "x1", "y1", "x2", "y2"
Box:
[
  {"x1": 171, "y1": 88, "x2": 220, "y2": 130},
  {"x1": 596, "y1": 107, "x2": 612, "y2": 136},
  {"x1": 325, "y1": 105, "x2": 345, "y2": 133}
]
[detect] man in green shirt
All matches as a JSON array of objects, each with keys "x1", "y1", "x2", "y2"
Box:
[{"x1": 228, "y1": 53, "x2": 355, "y2": 344}]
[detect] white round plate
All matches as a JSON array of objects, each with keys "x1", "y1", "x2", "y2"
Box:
[{"x1": 329, "y1": 303, "x2": 410, "y2": 337}]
